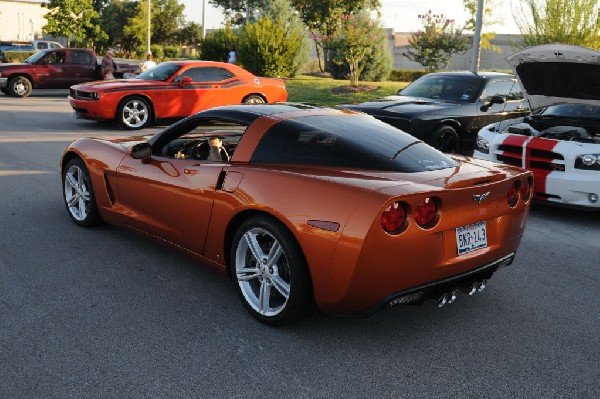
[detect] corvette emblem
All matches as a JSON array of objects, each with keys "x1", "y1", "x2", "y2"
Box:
[{"x1": 472, "y1": 191, "x2": 491, "y2": 204}]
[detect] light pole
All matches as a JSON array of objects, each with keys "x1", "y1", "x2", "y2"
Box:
[
  {"x1": 202, "y1": 0, "x2": 206, "y2": 39},
  {"x1": 147, "y1": 0, "x2": 151, "y2": 55},
  {"x1": 470, "y1": 0, "x2": 485, "y2": 73}
]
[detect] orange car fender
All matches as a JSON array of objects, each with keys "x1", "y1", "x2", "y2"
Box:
[
  {"x1": 202, "y1": 167, "x2": 377, "y2": 300},
  {"x1": 61, "y1": 139, "x2": 127, "y2": 212}
]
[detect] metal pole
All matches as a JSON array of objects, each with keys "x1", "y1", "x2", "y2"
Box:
[
  {"x1": 202, "y1": 0, "x2": 206, "y2": 39},
  {"x1": 470, "y1": 0, "x2": 485, "y2": 73},
  {"x1": 147, "y1": 0, "x2": 151, "y2": 54}
]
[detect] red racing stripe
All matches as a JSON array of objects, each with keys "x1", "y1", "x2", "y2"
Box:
[{"x1": 525, "y1": 137, "x2": 560, "y2": 199}]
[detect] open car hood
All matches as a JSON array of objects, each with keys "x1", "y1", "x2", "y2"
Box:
[{"x1": 507, "y1": 43, "x2": 600, "y2": 110}]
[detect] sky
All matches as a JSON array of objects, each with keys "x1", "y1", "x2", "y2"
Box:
[{"x1": 180, "y1": 0, "x2": 521, "y2": 34}]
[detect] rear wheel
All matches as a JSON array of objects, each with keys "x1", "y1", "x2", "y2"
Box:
[
  {"x1": 8, "y1": 76, "x2": 32, "y2": 97},
  {"x1": 243, "y1": 94, "x2": 266, "y2": 104},
  {"x1": 118, "y1": 96, "x2": 151, "y2": 129},
  {"x1": 62, "y1": 158, "x2": 101, "y2": 227},
  {"x1": 429, "y1": 124, "x2": 460, "y2": 153},
  {"x1": 231, "y1": 216, "x2": 312, "y2": 326}
]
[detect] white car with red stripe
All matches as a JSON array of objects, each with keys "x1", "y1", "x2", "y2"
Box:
[{"x1": 474, "y1": 44, "x2": 600, "y2": 209}]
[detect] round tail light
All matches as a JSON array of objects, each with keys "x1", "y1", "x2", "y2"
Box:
[
  {"x1": 521, "y1": 176, "x2": 533, "y2": 202},
  {"x1": 507, "y1": 181, "x2": 520, "y2": 207},
  {"x1": 415, "y1": 197, "x2": 438, "y2": 227},
  {"x1": 381, "y1": 202, "x2": 406, "y2": 234}
]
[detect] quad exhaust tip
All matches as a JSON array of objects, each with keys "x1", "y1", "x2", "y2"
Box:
[{"x1": 431, "y1": 280, "x2": 488, "y2": 307}]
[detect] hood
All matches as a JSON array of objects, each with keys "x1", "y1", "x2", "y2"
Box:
[
  {"x1": 0, "y1": 63, "x2": 30, "y2": 70},
  {"x1": 72, "y1": 79, "x2": 155, "y2": 91},
  {"x1": 344, "y1": 96, "x2": 456, "y2": 116},
  {"x1": 507, "y1": 43, "x2": 600, "y2": 110}
]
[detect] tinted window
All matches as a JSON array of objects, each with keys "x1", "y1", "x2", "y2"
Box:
[
  {"x1": 542, "y1": 103, "x2": 600, "y2": 118},
  {"x1": 136, "y1": 63, "x2": 181, "y2": 81},
  {"x1": 43, "y1": 51, "x2": 66, "y2": 64},
  {"x1": 177, "y1": 67, "x2": 234, "y2": 82},
  {"x1": 481, "y1": 80, "x2": 515, "y2": 102},
  {"x1": 401, "y1": 75, "x2": 483, "y2": 102},
  {"x1": 252, "y1": 115, "x2": 456, "y2": 172},
  {"x1": 508, "y1": 83, "x2": 524, "y2": 101},
  {"x1": 71, "y1": 50, "x2": 92, "y2": 65},
  {"x1": 37, "y1": 42, "x2": 48, "y2": 49}
]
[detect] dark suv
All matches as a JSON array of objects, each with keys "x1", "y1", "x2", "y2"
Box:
[{"x1": 343, "y1": 71, "x2": 529, "y2": 153}]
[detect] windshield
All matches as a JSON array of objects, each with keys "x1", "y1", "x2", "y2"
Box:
[
  {"x1": 400, "y1": 75, "x2": 483, "y2": 103},
  {"x1": 252, "y1": 115, "x2": 457, "y2": 172},
  {"x1": 135, "y1": 63, "x2": 181, "y2": 81},
  {"x1": 540, "y1": 103, "x2": 600, "y2": 119},
  {"x1": 23, "y1": 51, "x2": 47, "y2": 64}
]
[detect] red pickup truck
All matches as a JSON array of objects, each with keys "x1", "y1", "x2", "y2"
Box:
[{"x1": 0, "y1": 48, "x2": 140, "y2": 97}]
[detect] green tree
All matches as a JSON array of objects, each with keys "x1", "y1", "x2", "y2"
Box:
[
  {"x1": 123, "y1": 0, "x2": 186, "y2": 51},
  {"x1": 99, "y1": 0, "x2": 138, "y2": 53},
  {"x1": 176, "y1": 22, "x2": 203, "y2": 46},
  {"x1": 328, "y1": 12, "x2": 386, "y2": 86},
  {"x1": 260, "y1": 0, "x2": 310, "y2": 77},
  {"x1": 291, "y1": 0, "x2": 381, "y2": 72},
  {"x1": 404, "y1": 10, "x2": 469, "y2": 73},
  {"x1": 463, "y1": 0, "x2": 501, "y2": 52},
  {"x1": 42, "y1": 0, "x2": 108, "y2": 47},
  {"x1": 514, "y1": 0, "x2": 600, "y2": 49}
]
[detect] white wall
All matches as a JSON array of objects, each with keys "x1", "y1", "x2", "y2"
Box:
[{"x1": 0, "y1": 0, "x2": 47, "y2": 42}]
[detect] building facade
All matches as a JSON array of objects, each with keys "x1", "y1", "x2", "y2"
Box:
[{"x1": 0, "y1": 0, "x2": 47, "y2": 42}]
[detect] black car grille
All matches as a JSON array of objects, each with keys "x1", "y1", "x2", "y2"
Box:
[
  {"x1": 526, "y1": 147, "x2": 565, "y2": 172},
  {"x1": 496, "y1": 144, "x2": 522, "y2": 166}
]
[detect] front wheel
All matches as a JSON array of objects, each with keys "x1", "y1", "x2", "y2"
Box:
[
  {"x1": 243, "y1": 94, "x2": 266, "y2": 104},
  {"x1": 429, "y1": 125, "x2": 460, "y2": 153},
  {"x1": 118, "y1": 96, "x2": 151, "y2": 129},
  {"x1": 231, "y1": 216, "x2": 312, "y2": 326},
  {"x1": 8, "y1": 76, "x2": 32, "y2": 97},
  {"x1": 62, "y1": 158, "x2": 101, "y2": 227}
]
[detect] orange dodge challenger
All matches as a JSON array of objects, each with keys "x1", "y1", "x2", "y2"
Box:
[
  {"x1": 68, "y1": 61, "x2": 287, "y2": 129},
  {"x1": 61, "y1": 104, "x2": 532, "y2": 325}
]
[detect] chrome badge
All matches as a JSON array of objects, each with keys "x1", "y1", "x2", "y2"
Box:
[{"x1": 473, "y1": 191, "x2": 491, "y2": 204}]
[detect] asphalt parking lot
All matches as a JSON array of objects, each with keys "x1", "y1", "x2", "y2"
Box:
[{"x1": 0, "y1": 91, "x2": 599, "y2": 398}]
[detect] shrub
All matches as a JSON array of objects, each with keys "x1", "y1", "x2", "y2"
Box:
[
  {"x1": 163, "y1": 46, "x2": 180, "y2": 58},
  {"x1": 2, "y1": 51, "x2": 35, "y2": 63},
  {"x1": 238, "y1": 17, "x2": 305, "y2": 77},
  {"x1": 200, "y1": 25, "x2": 237, "y2": 62},
  {"x1": 389, "y1": 70, "x2": 428, "y2": 82}
]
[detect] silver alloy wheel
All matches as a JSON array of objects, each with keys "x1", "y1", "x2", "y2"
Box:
[
  {"x1": 63, "y1": 164, "x2": 91, "y2": 222},
  {"x1": 12, "y1": 79, "x2": 28, "y2": 96},
  {"x1": 121, "y1": 98, "x2": 149, "y2": 128},
  {"x1": 244, "y1": 95, "x2": 265, "y2": 104},
  {"x1": 234, "y1": 227, "x2": 291, "y2": 317}
]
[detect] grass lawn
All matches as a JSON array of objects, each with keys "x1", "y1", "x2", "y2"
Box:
[{"x1": 285, "y1": 75, "x2": 410, "y2": 106}]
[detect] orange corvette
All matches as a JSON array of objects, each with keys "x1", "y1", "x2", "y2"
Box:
[
  {"x1": 68, "y1": 61, "x2": 287, "y2": 129},
  {"x1": 61, "y1": 104, "x2": 532, "y2": 325}
]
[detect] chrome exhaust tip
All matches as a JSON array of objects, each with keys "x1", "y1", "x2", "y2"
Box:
[
  {"x1": 447, "y1": 290, "x2": 457, "y2": 304},
  {"x1": 477, "y1": 280, "x2": 487, "y2": 292}
]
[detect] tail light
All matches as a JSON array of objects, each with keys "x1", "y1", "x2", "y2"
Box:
[
  {"x1": 381, "y1": 202, "x2": 406, "y2": 234},
  {"x1": 415, "y1": 197, "x2": 438, "y2": 227},
  {"x1": 507, "y1": 180, "x2": 520, "y2": 207},
  {"x1": 521, "y1": 176, "x2": 533, "y2": 202}
]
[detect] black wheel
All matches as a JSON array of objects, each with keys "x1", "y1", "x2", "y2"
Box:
[
  {"x1": 231, "y1": 215, "x2": 313, "y2": 326},
  {"x1": 8, "y1": 76, "x2": 32, "y2": 97},
  {"x1": 117, "y1": 96, "x2": 151, "y2": 129},
  {"x1": 1, "y1": 88, "x2": 10, "y2": 95},
  {"x1": 243, "y1": 94, "x2": 266, "y2": 104},
  {"x1": 429, "y1": 125, "x2": 460, "y2": 153},
  {"x1": 62, "y1": 158, "x2": 101, "y2": 227}
]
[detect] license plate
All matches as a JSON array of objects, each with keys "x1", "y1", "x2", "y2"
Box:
[{"x1": 456, "y1": 221, "x2": 487, "y2": 255}]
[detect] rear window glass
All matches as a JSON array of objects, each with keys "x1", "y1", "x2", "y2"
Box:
[{"x1": 251, "y1": 115, "x2": 456, "y2": 172}]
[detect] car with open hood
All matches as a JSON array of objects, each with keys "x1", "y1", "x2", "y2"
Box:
[
  {"x1": 68, "y1": 60, "x2": 288, "y2": 129},
  {"x1": 342, "y1": 71, "x2": 530, "y2": 153},
  {"x1": 61, "y1": 103, "x2": 532, "y2": 325},
  {"x1": 474, "y1": 44, "x2": 600, "y2": 210}
]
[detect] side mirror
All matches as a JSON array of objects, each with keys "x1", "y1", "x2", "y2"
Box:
[
  {"x1": 480, "y1": 95, "x2": 506, "y2": 112},
  {"x1": 179, "y1": 76, "x2": 192, "y2": 87},
  {"x1": 130, "y1": 142, "x2": 152, "y2": 159}
]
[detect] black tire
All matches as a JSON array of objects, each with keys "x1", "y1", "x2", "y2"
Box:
[
  {"x1": 230, "y1": 215, "x2": 313, "y2": 326},
  {"x1": 429, "y1": 124, "x2": 460, "y2": 153},
  {"x1": 1, "y1": 88, "x2": 10, "y2": 95},
  {"x1": 117, "y1": 96, "x2": 151, "y2": 129},
  {"x1": 243, "y1": 94, "x2": 266, "y2": 104},
  {"x1": 62, "y1": 158, "x2": 102, "y2": 227},
  {"x1": 8, "y1": 76, "x2": 32, "y2": 97}
]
